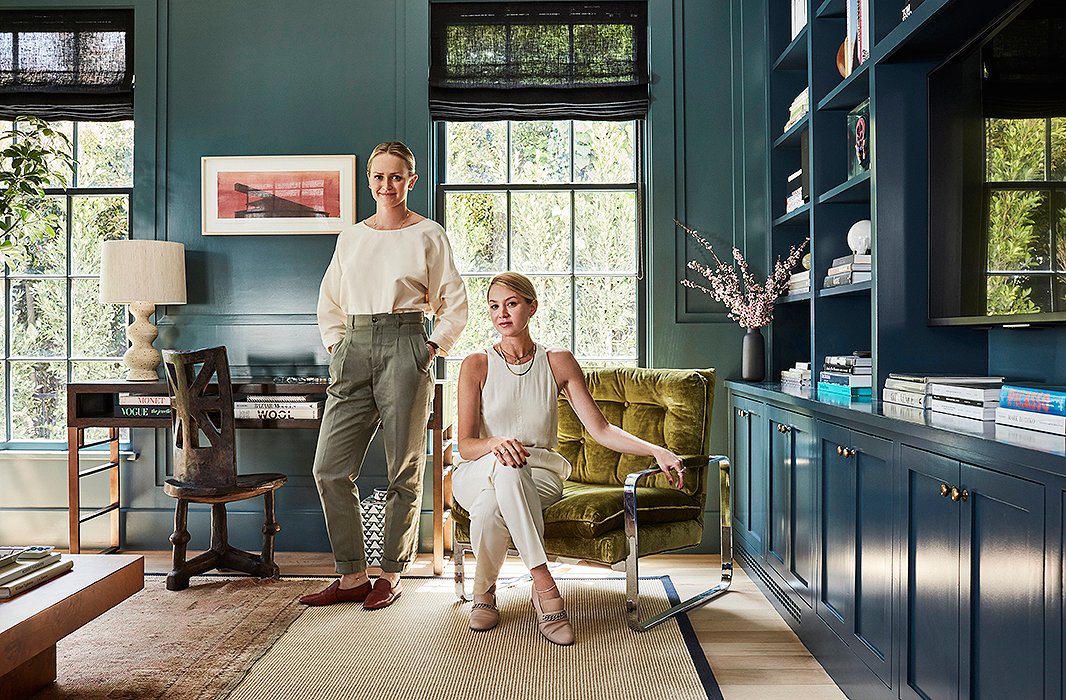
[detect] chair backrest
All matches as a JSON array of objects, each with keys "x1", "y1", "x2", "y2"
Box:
[
  {"x1": 161, "y1": 346, "x2": 237, "y2": 488},
  {"x1": 557, "y1": 367, "x2": 715, "y2": 496}
]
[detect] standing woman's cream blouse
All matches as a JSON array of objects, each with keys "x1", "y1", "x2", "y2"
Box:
[{"x1": 317, "y1": 219, "x2": 468, "y2": 353}]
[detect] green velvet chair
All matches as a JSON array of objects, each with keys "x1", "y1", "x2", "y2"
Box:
[{"x1": 451, "y1": 366, "x2": 732, "y2": 631}]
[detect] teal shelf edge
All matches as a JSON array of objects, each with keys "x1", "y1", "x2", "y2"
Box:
[
  {"x1": 773, "y1": 115, "x2": 809, "y2": 149},
  {"x1": 780, "y1": 291, "x2": 812, "y2": 304},
  {"x1": 772, "y1": 27, "x2": 809, "y2": 71},
  {"x1": 874, "y1": 0, "x2": 951, "y2": 63},
  {"x1": 817, "y1": 170, "x2": 871, "y2": 204},
  {"x1": 816, "y1": 0, "x2": 845, "y2": 19},
  {"x1": 774, "y1": 203, "x2": 811, "y2": 226},
  {"x1": 817, "y1": 61, "x2": 870, "y2": 111},
  {"x1": 819, "y1": 280, "x2": 872, "y2": 297}
]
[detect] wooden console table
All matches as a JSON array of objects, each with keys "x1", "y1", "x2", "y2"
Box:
[
  {"x1": 0, "y1": 554, "x2": 143, "y2": 700},
  {"x1": 66, "y1": 379, "x2": 454, "y2": 574}
]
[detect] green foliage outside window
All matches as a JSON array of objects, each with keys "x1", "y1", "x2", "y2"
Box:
[
  {"x1": 985, "y1": 117, "x2": 1066, "y2": 316},
  {"x1": 1, "y1": 119, "x2": 132, "y2": 442},
  {"x1": 441, "y1": 119, "x2": 640, "y2": 404}
]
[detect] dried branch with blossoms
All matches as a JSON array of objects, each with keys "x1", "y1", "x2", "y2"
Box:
[{"x1": 678, "y1": 220, "x2": 808, "y2": 330}]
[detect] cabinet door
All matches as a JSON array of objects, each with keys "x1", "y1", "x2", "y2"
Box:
[
  {"x1": 960, "y1": 464, "x2": 1045, "y2": 700},
  {"x1": 731, "y1": 397, "x2": 767, "y2": 554},
  {"x1": 901, "y1": 446, "x2": 961, "y2": 700},
  {"x1": 817, "y1": 420, "x2": 854, "y2": 639},
  {"x1": 849, "y1": 430, "x2": 894, "y2": 685},
  {"x1": 767, "y1": 407, "x2": 815, "y2": 607},
  {"x1": 818, "y1": 424, "x2": 894, "y2": 686}
]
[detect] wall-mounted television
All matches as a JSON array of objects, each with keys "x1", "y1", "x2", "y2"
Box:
[{"x1": 928, "y1": 0, "x2": 1066, "y2": 326}]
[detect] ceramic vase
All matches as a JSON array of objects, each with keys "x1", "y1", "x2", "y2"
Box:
[{"x1": 742, "y1": 327, "x2": 766, "y2": 382}]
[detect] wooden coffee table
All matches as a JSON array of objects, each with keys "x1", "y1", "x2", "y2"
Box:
[{"x1": 0, "y1": 554, "x2": 143, "y2": 699}]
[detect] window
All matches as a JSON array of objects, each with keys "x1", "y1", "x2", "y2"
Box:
[
  {"x1": 437, "y1": 119, "x2": 643, "y2": 395},
  {"x1": 984, "y1": 117, "x2": 1066, "y2": 316},
  {"x1": 1, "y1": 119, "x2": 133, "y2": 445}
]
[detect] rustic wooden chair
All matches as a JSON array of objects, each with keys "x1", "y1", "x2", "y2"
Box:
[{"x1": 161, "y1": 346, "x2": 287, "y2": 591}]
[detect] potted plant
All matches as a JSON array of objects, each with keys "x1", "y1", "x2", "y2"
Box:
[
  {"x1": 678, "y1": 220, "x2": 808, "y2": 381},
  {"x1": 0, "y1": 116, "x2": 75, "y2": 266}
]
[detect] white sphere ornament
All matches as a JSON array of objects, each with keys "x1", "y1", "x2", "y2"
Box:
[{"x1": 847, "y1": 219, "x2": 872, "y2": 255}]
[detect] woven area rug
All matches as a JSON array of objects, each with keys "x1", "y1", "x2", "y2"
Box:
[
  {"x1": 229, "y1": 576, "x2": 721, "y2": 700},
  {"x1": 33, "y1": 575, "x2": 324, "y2": 699}
]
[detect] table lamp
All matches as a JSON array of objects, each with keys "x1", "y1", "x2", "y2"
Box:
[{"x1": 99, "y1": 240, "x2": 187, "y2": 381}]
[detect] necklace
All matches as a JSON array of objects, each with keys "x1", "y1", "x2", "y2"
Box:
[
  {"x1": 494, "y1": 344, "x2": 536, "y2": 377},
  {"x1": 496, "y1": 343, "x2": 535, "y2": 364},
  {"x1": 369, "y1": 209, "x2": 412, "y2": 230}
]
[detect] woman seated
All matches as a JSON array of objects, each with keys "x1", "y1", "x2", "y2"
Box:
[{"x1": 452, "y1": 272, "x2": 687, "y2": 646}]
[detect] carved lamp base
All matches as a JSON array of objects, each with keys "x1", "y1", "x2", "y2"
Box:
[{"x1": 123, "y1": 301, "x2": 163, "y2": 382}]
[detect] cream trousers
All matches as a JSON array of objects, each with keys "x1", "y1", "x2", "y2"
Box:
[{"x1": 452, "y1": 450, "x2": 564, "y2": 595}]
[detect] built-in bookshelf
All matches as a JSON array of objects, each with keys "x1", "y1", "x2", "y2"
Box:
[{"x1": 765, "y1": 0, "x2": 1024, "y2": 392}]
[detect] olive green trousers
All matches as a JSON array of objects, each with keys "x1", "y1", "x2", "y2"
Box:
[{"x1": 312, "y1": 312, "x2": 434, "y2": 574}]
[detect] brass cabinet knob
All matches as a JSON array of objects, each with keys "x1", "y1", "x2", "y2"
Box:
[
  {"x1": 779, "y1": 425, "x2": 792, "y2": 433},
  {"x1": 940, "y1": 483, "x2": 950, "y2": 498},
  {"x1": 950, "y1": 486, "x2": 969, "y2": 502},
  {"x1": 844, "y1": 448, "x2": 855, "y2": 458},
  {"x1": 737, "y1": 409, "x2": 750, "y2": 418},
  {"x1": 837, "y1": 445, "x2": 844, "y2": 456}
]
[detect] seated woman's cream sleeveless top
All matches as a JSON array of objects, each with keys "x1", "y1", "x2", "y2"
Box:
[{"x1": 479, "y1": 344, "x2": 572, "y2": 479}]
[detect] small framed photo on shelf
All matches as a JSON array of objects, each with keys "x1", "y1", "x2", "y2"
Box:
[
  {"x1": 847, "y1": 99, "x2": 871, "y2": 179},
  {"x1": 201, "y1": 155, "x2": 357, "y2": 235}
]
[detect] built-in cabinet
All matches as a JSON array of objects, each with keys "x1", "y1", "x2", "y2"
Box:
[
  {"x1": 729, "y1": 382, "x2": 1063, "y2": 700},
  {"x1": 816, "y1": 421, "x2": 893, "y2": 686},
  {"x1": 900, "y1": 446, "x2": 1047, "y2": 700}
]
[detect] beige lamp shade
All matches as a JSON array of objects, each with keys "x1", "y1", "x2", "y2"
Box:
[{"x1": 99, "y1": 240, "x2": 187, "y2": 304}]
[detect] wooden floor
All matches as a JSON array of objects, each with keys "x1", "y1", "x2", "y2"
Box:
[{"x1": 129, "y1": 551, "x2": 846, "y2": 699}]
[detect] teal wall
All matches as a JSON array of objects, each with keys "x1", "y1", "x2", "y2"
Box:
[{"x1": 0, "y1": 0, "x2": 766, "y2": 557}]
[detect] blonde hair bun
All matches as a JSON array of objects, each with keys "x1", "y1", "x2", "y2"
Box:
[
  {"x1": 488, "y1": 272, "x2": 538, "y2": 303},
  {"x1": 367, "y1": 141, "x2": 416, "y2": 176}
]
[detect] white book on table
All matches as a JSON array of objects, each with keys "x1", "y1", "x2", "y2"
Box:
[
  {"x1": 995, "y1": 406, "x2": 1066, "y2": 435},
  {"x1": 0, "y1": 559, "x2": 73, "y2": 598}
]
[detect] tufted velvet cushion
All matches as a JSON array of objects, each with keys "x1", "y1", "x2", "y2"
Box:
[{"x1": 451, "y1": 367, "x2": 716, "y2": 565}]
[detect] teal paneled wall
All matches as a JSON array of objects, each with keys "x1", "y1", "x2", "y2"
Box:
[{"x1": 0, "y1": 0, "x2": 766, "y2": 557}]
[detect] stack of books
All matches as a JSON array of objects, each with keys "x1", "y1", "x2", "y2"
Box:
[
  {"x1": 787, "y1": 270, "x2": 810, "y2": 296},
  {"x1": 784, "y1": 87, "x2": 808, "y2": 133},
  {"x1": 995, "y1": 384, "x2": 1066, "y2": 452},
  {"x1": 817, "y1": 352, "x2": 872, "y2": 400},
  {"x1": 928, "y1": 381, "x2": 1002, "y2": 421},
  {"x1": 234, "y1": 394, "x2": 325, "y2": 420},
  {"x1": 780, "y1": 361, "x2": 812, "y2": 390},
  {"x1": 115, "y1": 392, "x2": 172, "y2": 419},
  {"x1": 0, "y1": 546, "x2": 73, "y2": 599},
  {"x1": 882, "y1": 374, "x2": 1003, "y2": 414},
  {"x1": 823, "y1": 253, "x2": 871, "y2": 289}
]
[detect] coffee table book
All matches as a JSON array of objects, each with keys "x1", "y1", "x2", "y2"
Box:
[
  {"x1": 0, "y1": 553, "x2": 61, "y2": 586},
  {"x1": 0, "y1": 559, "x2": 74, "y2": 599}
]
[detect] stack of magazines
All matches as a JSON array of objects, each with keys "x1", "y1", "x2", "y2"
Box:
[
  {"x1": 233, "y1": 394, "x2": 324, "y2": 420},
  {"x1": 0, "y1": 546, "x2": 73, "y2": 598}
]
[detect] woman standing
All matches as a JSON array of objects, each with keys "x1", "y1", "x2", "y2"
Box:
[
  {"x1": 452, "y1": 272, "x2": 684, "y2": 644},
  {"x1": 301, "y1": 142, "x2": 467, "y2": 609}
]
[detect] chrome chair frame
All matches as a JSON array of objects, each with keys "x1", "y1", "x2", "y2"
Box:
[{"x1": 453, "y1": 454, "x2": 733, "y2": 631}]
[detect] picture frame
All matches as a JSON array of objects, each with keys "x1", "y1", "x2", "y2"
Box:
[{"x1": 201, "y1": 155, "x2": 356, "y2": 235}]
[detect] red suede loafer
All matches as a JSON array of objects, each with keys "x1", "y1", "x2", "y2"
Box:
[
  {"x1": 362, "y1": 578, "x2": 403, "y2": 610},
  {"x1": 299, "y1": 579, "x2": 372, "y2": 606}
]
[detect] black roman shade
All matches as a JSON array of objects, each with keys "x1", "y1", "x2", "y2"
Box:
[
  {"x1": 0, "y1": 10, "x2": 134, "y2": 121},
  {"x1": 982, "y1": 0, "x2": 1066, "y2": 119},
  {"x1": 430, "y1": 1, "x2": 648, "y2": 122}
]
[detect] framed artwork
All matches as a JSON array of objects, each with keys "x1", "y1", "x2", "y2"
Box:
[{"x1": 201, "y1": 155, "x2": 356, "y2": 235}]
